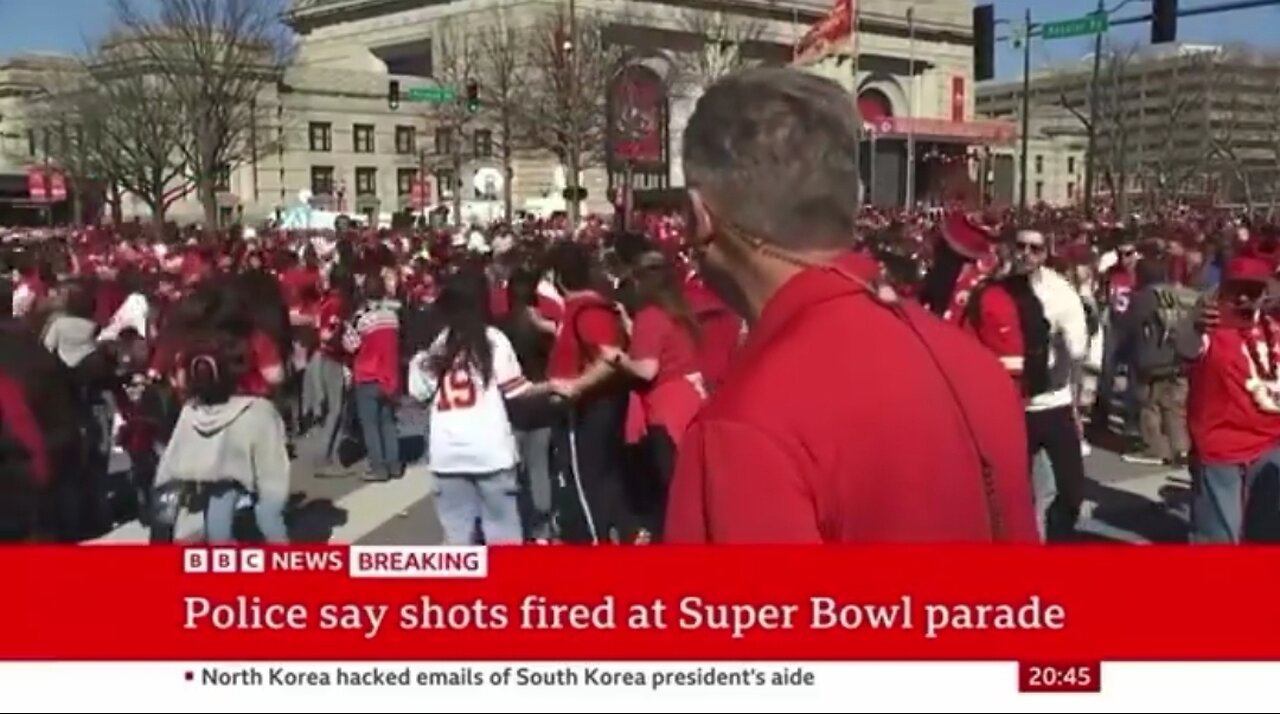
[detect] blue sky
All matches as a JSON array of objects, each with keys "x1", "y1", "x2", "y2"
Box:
[
  {"x1": 1, "y1": 0, "x2": 1278, "y2": 75},
  {"x1": 992, "y1": 0, "x2": 1280, "y2": 78}
]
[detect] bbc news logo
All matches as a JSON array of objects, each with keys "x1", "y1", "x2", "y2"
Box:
[
  {"x1": 184, "y1": 548, "x2": 265, "y2": 574},
  {"x1": 182, "y1": 548, "x2": 345, "y2": 574}
]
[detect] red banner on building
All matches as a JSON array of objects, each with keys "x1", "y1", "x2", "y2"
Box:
[
  {"x1": 951, "y1": 76, "x2": 966, "y2": 122},
  {"x1": 26, "y1": 168, "x2": 47, "y2": 202},
  {"x1": 609, "y1": 65, "x2": 666, "y2": 167},
  {"x1": 0, "y1": 546, "x2": 1278, "y2": 660},
  {"x1": 48, "y1": 172, "x2": 67, "y2": 202}
]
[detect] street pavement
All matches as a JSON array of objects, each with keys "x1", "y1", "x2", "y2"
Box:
[{"x1": 91, "y1": 413, "x2": 1191, "y2": 545}]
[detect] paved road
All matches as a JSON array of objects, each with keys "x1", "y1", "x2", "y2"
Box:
[{"x1": 92, "y1": 429, "x2": 1191, "y2": 546}]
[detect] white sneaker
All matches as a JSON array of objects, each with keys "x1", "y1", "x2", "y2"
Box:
[{"x1": 1080, "y1": 441, "x2": 1092, "y2": 457}]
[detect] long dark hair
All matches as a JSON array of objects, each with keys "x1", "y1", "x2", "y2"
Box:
[
  {"x1": 183, "y1": 329, "x2": 248, "y2": 406},
  {"x1": 430, "y1": 268, "x2": 495, "y2": 386},
  {"x1": 633, "y1": 252, "x2": 699, "y2": 343}
]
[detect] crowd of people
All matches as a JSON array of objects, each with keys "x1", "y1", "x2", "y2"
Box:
[{"x1": 0, "y1": 67, "x2": 1277, "y2": 545}]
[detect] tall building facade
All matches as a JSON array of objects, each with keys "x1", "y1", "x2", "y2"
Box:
[
  {"x1": 800, "y1": 0, "x2": 1015, "y2": 208},
  {"x1": 977, "y1": 44, "x2": 1280, "y2": 211},
  {"x1": 1, "y1": 0, "x2": 1015, "y2": 225}
]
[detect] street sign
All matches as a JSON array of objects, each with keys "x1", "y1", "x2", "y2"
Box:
[
  {"x1": 1040, "y1": 13, "x2": 1109, "y2": 40},
  {"x1": 406, "y1": 86, "x2": 457, "y2": 103}
]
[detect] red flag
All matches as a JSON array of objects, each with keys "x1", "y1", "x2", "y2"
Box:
[{"x1": 794, "y1": 0, "x2": 854, "y2": 64}]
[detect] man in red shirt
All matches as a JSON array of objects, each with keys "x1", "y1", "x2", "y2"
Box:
[
  {"x1": 665, "y1": 67, "x2": 1036, "y2": 543},
  {"x1": 1178, "y1": 255, "x2": 1280, "y2": 543}
]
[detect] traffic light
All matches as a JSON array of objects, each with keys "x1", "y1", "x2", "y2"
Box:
[
  {"x1": 465, "y1": 80, "x2": 480, "y2": 113},
  {"x1": 388, "y1": 80, "x2": 400, "y2": 110},
  {"x1": 1152, "y1": 0, "x2": 1178, "y2": 44},
  {"x1": 973, "y1": 4, "x2": 995, "y2": 82}
]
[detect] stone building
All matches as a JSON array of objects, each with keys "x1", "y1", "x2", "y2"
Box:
[
  {"x1": 0, "y1": 0, "x2": 1018, "y2": 225},
  {"x1": 977, "y1": 43, "x2": 1280, "y2": 211}
]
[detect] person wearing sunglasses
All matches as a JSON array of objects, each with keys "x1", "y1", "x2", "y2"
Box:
[
  {"x1": 662, "y1": 67, "x2": 1037, "y2": 544},
  {"x1": 1179, "y1": 255, "x2": 1280, "y2": 543},
  {"x1": 1007, "y1": 230, "x2": 1091, "y2": 541}
]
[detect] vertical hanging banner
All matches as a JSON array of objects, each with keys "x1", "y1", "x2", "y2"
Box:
[
  {"x1": 609, "y1": 65, "x2": 666, "y2": 166},
  {"x1": 26, "y1": 167, "x2": 47, "y2": 202},
  {"x1": 49, "y1": 172, "x2": 67, "y2": 202},
  {"x1": 951, "y1": 76, "x2": 966, "y2": 122}
]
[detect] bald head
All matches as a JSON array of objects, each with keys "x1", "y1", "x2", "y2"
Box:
[{"x1": 682, "y1": 67, "x2": 860, "y2": 252}]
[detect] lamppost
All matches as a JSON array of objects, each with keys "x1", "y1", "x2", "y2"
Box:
[{"x1": 1083, "y1": 0, "x2": 1150, "y2": 219}]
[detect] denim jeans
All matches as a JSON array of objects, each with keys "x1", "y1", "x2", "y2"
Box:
[
  {"x1": 204, "y1": 482, "x2": 288, "y2": 544},
  {"x1": 434, "y1": 468, "x2": 523, "y2": 545},
  {"x1": 516, "y1": 428, "x2": 553, "y2": 539},
  {"x1": 354, "y1": 382, "x2": 400, "y2": 479},
  {"x1": 1191, "y1": 446, "x2": 1280, "y2": 544}
]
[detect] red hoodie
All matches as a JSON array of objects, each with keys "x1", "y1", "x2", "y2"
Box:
[{"x1": 344, "y1": 299, "x2": 401, "y2": 396}]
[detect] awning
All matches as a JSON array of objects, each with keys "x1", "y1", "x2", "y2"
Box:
[{"x1": 861, "y1": 117, "x2": 1017, "y2": 146}]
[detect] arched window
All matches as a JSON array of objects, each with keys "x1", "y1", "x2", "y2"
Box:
[{"x1": 857, "y1": 89, "x2": 893, "y2": 122}]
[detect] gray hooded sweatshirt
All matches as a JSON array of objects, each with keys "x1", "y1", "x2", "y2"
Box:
[{"x1": 154, "y1": 396, "x2": 290, "y2": 518}]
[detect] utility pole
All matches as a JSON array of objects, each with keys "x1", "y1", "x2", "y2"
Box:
[
  {"x1": 850, "y1": 2, "x2": 862, "y2": 211},
  {"x1": 565, "y1": 0, "x2": 580, "y2": 228},
  {"x1": 1084, "y1": 0, "x2": 1105, "y2": 219},
  {"x1": 905, "y1": 6, "x2": 917, "y2": 210},
  {"x1": 1018, "y1": 8, "x2": 1032, "y2": 220}
]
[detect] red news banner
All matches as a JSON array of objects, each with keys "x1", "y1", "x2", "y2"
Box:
[{"x1": 2, "y1": 546, "x2": 1278, "y2": 662}]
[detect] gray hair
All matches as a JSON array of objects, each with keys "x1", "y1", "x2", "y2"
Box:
[{"x1": 682, "y1": 67, "x2": 860, "y2": 251}]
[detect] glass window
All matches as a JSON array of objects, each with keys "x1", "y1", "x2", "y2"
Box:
[
  {"x1": 436, "y1": 168, "x2": 455, "y2": 199},
  {"x1": 355, "y1": 167, "x2": 377, "y2": 196},
  {"x1": 354, "y1": 124, "x2": 376, "y2": 154},
  {"x1": 473, "y1": 129, "x2": 493, "y2": 159},
  {"x1": 395, "y1": 126, "x2": 416, "y2": 155},
  {"x1": 397, "y1": 168, "x2": 419, "y2": 195},
  {"x1": 310, "y1": 166, "x2": 335, "y2": 195},
  {"x1": 1034, "y1": 181, "x2": 1043, "y2": 201},
  {"x1": 434, "y1": 127, "x2": 453, "y2": 156},
  {"x1": 1035, "y1": 155, "x2": 1044, "y2": 174},
  {"x1": 309, "y1": 122, "x2": 332, "y2": 152}
]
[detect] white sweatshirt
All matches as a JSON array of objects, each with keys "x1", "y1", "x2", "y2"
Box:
[{"x1": 1027, "y1": 268, "x2": 1089, "y2": 412}]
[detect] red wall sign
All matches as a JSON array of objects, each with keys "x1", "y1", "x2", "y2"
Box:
[
  {"x1": 49, "y1": 172, "x2": 67, "y2": 202},
  {"x1": 26, "y1": 168, "x2": 47, "y2": 202},
  {"x1": 951, "y1": 76, "x2": 966, "y2": 122}
]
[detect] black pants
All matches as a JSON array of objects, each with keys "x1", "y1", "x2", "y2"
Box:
[
  {"x1": 629, "y1": 426, "x2": 677, "y2": 540},
  {"x1": 1026, "y1": 405, "x2": 1086, "y2": 542},
  {"x1": 552, "y1": 394, "x2": 631, "y2": 544}
]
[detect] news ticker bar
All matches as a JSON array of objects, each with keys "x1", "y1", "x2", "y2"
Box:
[
  {"x1": 9, "y1": 661, "x2": 1280, "y2": 710},
  {"x1": 182, "y1": 546, "x2": 488, "y2": 578}
]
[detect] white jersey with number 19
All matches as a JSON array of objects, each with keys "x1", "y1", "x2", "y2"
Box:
[{"x1": 408, "y1": 327, "x2": 531, "y2": 474}]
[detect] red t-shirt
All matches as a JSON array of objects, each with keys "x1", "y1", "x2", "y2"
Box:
[
  {"x1": 684, "y1": 280, "x2": 741, "y2": 391},
  {"x1": 316, "y1": 292, "x2": 348, "y2": 360},
  {"x1": 547, "y1": 293, "x2": 623, "y2": 380},
  {"x1": 280, "y1": 266, "x2": 321, "y2": 309},
  {"x1": 237, "y1": 330, "x2": 283, "y2": 398},
  {"x1": 1187, "y1": 322, "x2": 1280, "y2": 464},
  {"x1": 629, "y1": 306, "x2": 704, "y2": 443},
  {"x1": 1106, "y1": 267, "x2": 1136, "y2": 314},
  {"x1": 665, "y1": 252, "x2": 1037, "y2": 544}
]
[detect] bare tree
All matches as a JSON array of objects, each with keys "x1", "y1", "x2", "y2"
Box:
[
  {"x1": 520, "y1": 4, "x2": 625, "y2": 226},
  {"x1": 425, "y1": 19, "x2": 481, "y2": 227},
  {"x1": 1059, "y1": 41, "x2": 1140, "y2": 215},
  {"x1": 27, "y1": 50, "x2": 192, "y2": 228},
  {"x1": 1202, "y1": 53, "x2": 1256, "y2": 212},
  {"x1": 477, "y1": 14, "x2": 526, "y2": 223},
  {"x1": 1265, "y1": 77, "x2": 1280, "y2": 215},
  {"x1": 1138, "y1": 55, "x2": 1207, "y2": 208},
  {"x1": 673, "y1": 8, "x2": 764, "y2": 93},
  {"x1": 112, "y1": 0, "x2": 290, "y2": 227}
]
